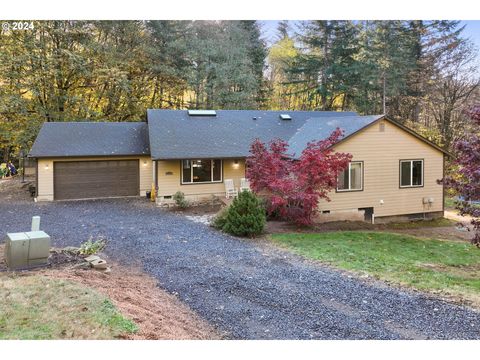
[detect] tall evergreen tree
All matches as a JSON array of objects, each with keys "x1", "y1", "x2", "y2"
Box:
[
  {"x1": 276, "y1": 20, "x2": 290, "y2": 39},
  {"x1": 239, "y1": 21, "x2": 268, "y2": 106},
  {"x1": 361, "y1": 21, "x2": 417, "y2": 117},
  {"x1": 185, "y1": 21, "x2": 265, "y2": 109},
  {"x1": 287, "y1": 20, "x2": 360, "y2": 110},
  {"x1": 145, "y1": 20, "x2": 190, "y2": 109}
]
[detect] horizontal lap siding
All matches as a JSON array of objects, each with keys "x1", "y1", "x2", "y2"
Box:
[
  {"x1": 321, "y1": 121, "x2": 444, "y2": 217},
  {"x1": 156, "y1": 159, "x2": 246, "y2": 199},
  {"x1": 36, "y1": 156, "x2": 152, "y2": 201},
  {"x1": 138, "y1": 158, "x2": 152, "y2": 195}
]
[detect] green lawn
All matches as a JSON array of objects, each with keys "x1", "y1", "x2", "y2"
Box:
[
  {"x1": 445, "y1": 196, "x2": 457, "y2": 210},
  {"x1": 445, "y1": 196, "x2": 480, "y2": 211},
  {"x1": 271, "y1": 231, "x2": 480, "y2": 306},
  {"x1": 0, "y1": 275, "x2": 137, "y2": 339}
]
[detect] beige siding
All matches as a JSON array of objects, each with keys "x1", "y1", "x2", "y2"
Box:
[
  {"x1": 138, "y1": 157, "x2": 153, "y2": 195},
  {"x1": 156, "y1": 159, "x2": 246, "y2": 201},
  {"x1": 37, "y1": 159, "x2": 53, "y2": 201},
  {"x1": 320, "y1": 120, "x2": 444, "y2": 218},
  {"x1": 36, "y1": 156, "x2": 152, "y2": 201}
]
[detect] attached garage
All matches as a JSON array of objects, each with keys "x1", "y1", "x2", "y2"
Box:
[
  {"x1": 29, "y1": 122, "x2": 152, "y2": 201},
  {"x1": 54, "y1": 160, "x2": 140, "y2": 200}
]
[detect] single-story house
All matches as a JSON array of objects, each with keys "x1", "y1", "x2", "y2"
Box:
[{"x1": 29, "y1": 110, "x2": 448, "y2": 222}]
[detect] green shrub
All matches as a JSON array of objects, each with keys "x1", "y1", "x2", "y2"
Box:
[
  {"x1": 211, "y1": 207, "x2": 228, "y2": 229},
  {"x1": 79, "y1": 236, "x2": 107, "y2": 256},
  {"x1": 221, "y1": 190, "x2": 266, "y2": 237},
  {"x1": 0, "y1": 163, "x2": 7, "y2": 178},
  {"x1": 173, "y1": 191, "x2": 189, "y2": 209}
]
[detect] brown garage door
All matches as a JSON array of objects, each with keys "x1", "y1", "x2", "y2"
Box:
[{"x1": 54, "y1": 160, "x2": 140, "y2": 200}]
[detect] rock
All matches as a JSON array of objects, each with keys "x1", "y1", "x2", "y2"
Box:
[
  {"x1": 90, "y1": 258, "x2": 108, "y2": 269},
  {"x1": 62, "y1": 246, "x2": 80, "y2": 254},
  {"x1": 85, "y1": 255, "x2": 100, "y2": 263},
  {"x1": 94, "y1": 266, "x2": 111, "y2": 274},
  {"x1": 71, "y1": 261, "x2": 91, "y2": 270}
]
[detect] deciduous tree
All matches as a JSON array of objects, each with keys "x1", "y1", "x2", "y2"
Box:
[
  {"x1": 246, "y1": 129, "x2": 352, "y2": 225},
  {"x1": 443, "y1": 106, "x2": 480, "y2": 247}
]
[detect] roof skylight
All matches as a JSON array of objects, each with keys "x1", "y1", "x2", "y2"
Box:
[{"x1": 187, "y1": 110, "x2": 217, "y2": 116}]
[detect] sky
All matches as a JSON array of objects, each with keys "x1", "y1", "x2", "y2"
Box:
[{"x1": 261, "y1": 20, "x2": 480, "y2": 53}]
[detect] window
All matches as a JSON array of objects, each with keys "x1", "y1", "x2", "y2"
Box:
[
  {"x1": 181, "y1": 159, "x2": 222, "y2": 184},
  {"x1": 337, "y1": 161, "x2": 363, "y2": 191},
  {"x1": 400, "y1": 160, "x2": 423, "y2": 187}
]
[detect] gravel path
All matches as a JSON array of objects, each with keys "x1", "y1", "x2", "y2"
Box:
[{"x1": 2, "y1": 198, "x2": 480, "y2": 339}]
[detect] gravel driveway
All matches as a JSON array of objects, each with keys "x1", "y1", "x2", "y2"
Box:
[{"x1": 2, "y1": 197, "x2": 480, "y2": 339}]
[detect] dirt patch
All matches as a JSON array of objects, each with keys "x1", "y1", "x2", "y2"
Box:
[
  {"x1": 0, "y1": 176, "x2": 34, "y2": 202},
  {"x1": 420, "y1": 262, "x2": 480, "y2": 280},
  {"x1": 41, "y1": 266, "x2": 220, "y2": 339},
  {"x1": 265, "y1": 218, "x2": 473, "y2": 243},
  {"x1": 0, "y1": 244, "x2": 220, "y2": 340},
  {"x1": 388, "y1": 227, "x2": 473, "y2": 242},
  {"x1": 445, "y1": 210, "x2": 475, "y2": 223},
  {"x1": 47, "y1": 248, "x2": 86, "y2": 267},
  {"x1": 266, "y1": 219, "x2": 377, "y2": 234}
]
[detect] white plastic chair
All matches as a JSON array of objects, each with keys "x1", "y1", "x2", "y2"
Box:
[
  {"x1": 240, "y1": 178, "x2": 251, "y2": 192},
  {"x1": 224, "y1": 179, "x2": 238, "y2": 199}
]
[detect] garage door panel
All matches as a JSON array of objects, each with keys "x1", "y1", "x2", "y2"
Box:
[{"x1": 54, "y1": 160, "x2": 139, "y2": 200}]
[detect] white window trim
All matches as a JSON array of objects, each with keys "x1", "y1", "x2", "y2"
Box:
[
  {"x1": 400, "y1": 159, "x2": 424, "y2": 188},
  {"x1": 337, "y1": 161, "x2": 363, "y2": 192},
  {"x1": 181, "y1": 159, "x2": 223, "y2": 184}
]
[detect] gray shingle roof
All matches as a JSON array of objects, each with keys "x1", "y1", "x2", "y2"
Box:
[
  {"x1": 29, "y1": 122, "x2": 150, "y2": 158},
  {"x1": 146, "y1": 110, "x2": 383, "y2": 159},
  {"x1": 288, "y1": 115, "x2": 384, "y2": 156}
]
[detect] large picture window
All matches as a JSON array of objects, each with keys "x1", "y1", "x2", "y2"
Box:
[
  {"x1": 400, "y1": 159, "x2": 423, "y2": 187},
  {"x1": 181, "y1": 159, "x2": 222, "y2": 184},
  {"x1": 337, "y1": 161, "x2": 363, "y2": 191}
]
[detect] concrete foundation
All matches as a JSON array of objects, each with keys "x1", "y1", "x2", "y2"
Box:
[
  {"x1": 313, "y1": 209, "x2": 444, "y2": 224},
  {"x1": 374, "y1": 211, "x2": 444, "y2": 224},
  {"x1": 314, "y1": 209, "x2": 365, "y2": 223}
]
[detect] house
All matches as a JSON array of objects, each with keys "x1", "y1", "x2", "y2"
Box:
[{"x1": 29, "y1": 110, "x2": 448, "y2": 223}]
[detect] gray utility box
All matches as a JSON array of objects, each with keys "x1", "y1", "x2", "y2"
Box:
[{"x1": 4, "y1": 231, "x2": 51, "y2": 270}]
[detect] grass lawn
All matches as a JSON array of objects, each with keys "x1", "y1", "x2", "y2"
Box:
[
  {"x1": 445, "y1": 196, "x2": 480, "y2": 211},
  {"x1": 0, "y1": 275, "x2": 137, "y2": 339},
  {"x1": 445, "y1": 196, "x2": 457, "y2": 210},
  {"x1": 271, "y1": 231, "x2": 480, "y2": 306}
]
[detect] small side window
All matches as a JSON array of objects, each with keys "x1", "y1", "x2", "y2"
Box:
[
  {"x1": 400, "y1": 160, "x2": 423, "y2": 187},
  {"x1": 337, "y1": 161, "x2": 363, "y2": 191}
]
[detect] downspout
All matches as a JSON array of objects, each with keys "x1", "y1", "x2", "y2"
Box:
[
  {"x1": 34, "y1": 158, "x2": 38, "y2": 201},
  {"x1": 154, "y1": 160, "x2": 158, "y2": 198},
  {"x1": 442, "y1": 154, "x2": 446, "y2": 216}
]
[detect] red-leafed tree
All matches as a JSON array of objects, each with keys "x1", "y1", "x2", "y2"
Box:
[
  {"x1": 443, "y1": 106, "x2": 480, "y2": 247},
  {"x1": 246, "y1": 128, "x2": 352, "y2": 226}
]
